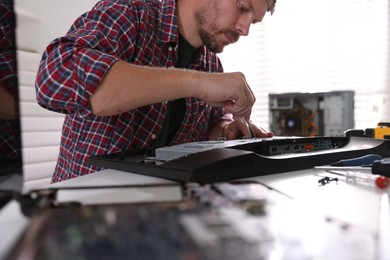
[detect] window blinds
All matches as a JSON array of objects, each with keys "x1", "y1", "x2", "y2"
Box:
[{"x1": 219, "y1": 0, "x2": 390, "y2": 131}]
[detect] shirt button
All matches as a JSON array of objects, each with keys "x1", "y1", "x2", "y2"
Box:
[
  {"x1": 168, "y1": 46, "x2": 173, "y2": 51},
  {"x1": 151, "y1": 134, "x2": 157, "y2": 140}
]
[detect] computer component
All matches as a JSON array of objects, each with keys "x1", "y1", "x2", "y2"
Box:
[
  {"x1": 346, "y1": 122, "x2": 390, "y2": 140},
  {"x1": 88, "y1": 136, "x2": 390, "y2": 183},
  {"x1": 269, "y1": 91, "x2": 354, "y2": 137},
  {"x1": 6, "y1": 182, "x2": 378, "y2": 260}
]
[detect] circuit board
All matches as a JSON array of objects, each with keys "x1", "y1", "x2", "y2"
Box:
[{"x1": 7, "y1": 182, "x2": 377, "y2": 260}]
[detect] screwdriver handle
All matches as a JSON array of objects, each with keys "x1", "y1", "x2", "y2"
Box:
[
  {"x1": 330, "y1": 154, "x2": 383, "y2": 166},
  {"x1": 372, "y1": 160, "x2": 390, "y2": 178}
]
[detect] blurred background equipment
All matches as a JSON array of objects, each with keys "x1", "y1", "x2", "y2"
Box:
[
  {"x1": 269, "y1": 91, "x2": 354, "y2": 137},
  {"x1": 345, "y1": 122, "x2": 390, "y2": 140}
]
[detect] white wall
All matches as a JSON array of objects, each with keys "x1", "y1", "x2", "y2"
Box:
[
  {"x1": 15, "y1": 0, "x2": 99, "y2": 54},
  {"x1": 219, "y1": 0, "x2": 390, "y2": 130}
]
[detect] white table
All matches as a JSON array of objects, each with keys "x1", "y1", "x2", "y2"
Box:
[
  {"x1": 2, "y1": 166, "x2": 389, "y2": 260},
  {"x1": 40, "y1": 167, "x2": 388, "y2": 235},
  {"x1": 47, "y1": 167, "x2": 390, "y2": 260}
]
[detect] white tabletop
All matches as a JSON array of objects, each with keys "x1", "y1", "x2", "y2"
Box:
[
  {"x1": 2, "y1": 165, "x2": 389, "y2": 259},
  {"x1": 45, "y1": 168, "x2": 177, "y2": 188},
  {"x1": 36, "y1": 166, "x2": 389, "y2": 236},
  {"x1": 40, "y1": 169, "x2": 181, "y2": 205}
]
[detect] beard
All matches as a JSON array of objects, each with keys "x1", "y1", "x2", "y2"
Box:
[
  {"x1": 199, "y1": 30, "x2": 223, "y2": 53},
  {"x1": 194, "y1": 0, "x2": 239, "y2": 53},
  {"x1": 199, "y1": 28, "x2": 239, "y2": 53}
]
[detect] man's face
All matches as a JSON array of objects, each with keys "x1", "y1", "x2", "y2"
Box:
[{"x1": 195, "y1": 0, "x2": 268, "y2": 53}]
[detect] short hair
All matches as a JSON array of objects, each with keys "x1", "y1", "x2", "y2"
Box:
[{"x1": 265, "y1": 0, "x2": 276, "y2": 15}]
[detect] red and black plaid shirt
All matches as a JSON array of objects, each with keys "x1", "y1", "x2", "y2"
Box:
[
  {"x1": 0, "y1": 0, "x2": 20, "y2": 159},
  {"x1": 36, "y1": 0, "x2": 232, "y2": 182}
]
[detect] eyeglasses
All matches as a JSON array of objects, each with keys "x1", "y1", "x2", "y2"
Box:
[{"x1": 265, "y1": 0, "x2": 276, "y2": 15}]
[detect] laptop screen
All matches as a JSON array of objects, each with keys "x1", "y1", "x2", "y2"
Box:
[{"x1": 0, "y1": 0, "x2": 23, "y2": 193}]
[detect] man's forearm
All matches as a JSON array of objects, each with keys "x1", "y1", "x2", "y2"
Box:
[
  {"x1": 90, "y1": 60, "x2": 256, "y2": 118},
  {"x1": 89, "y1": 61, "x2": 201, "y2": 116}
]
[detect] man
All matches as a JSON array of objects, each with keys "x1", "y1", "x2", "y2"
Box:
[{"x1": 36, "y1": 0, "x2": 275, "y2": 183}]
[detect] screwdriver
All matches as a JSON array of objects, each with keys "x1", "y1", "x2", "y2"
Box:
[
  {"x1": 329, "y1": 154, "x2": 382, "y2": 166},
  {"x1": 372, "y1": 160, "x2": 390, "y2": 177},
  {"x1": 327, "y1": 170, "x2": 390, "y2": 189},
  {"x1": 315, "y1": 159, "x2": 390, "y2": 178},
  {"x1": 314, "y1": 155, "x2": 390, "y2": 189},
  {"x1": 241, "y1": 118, "x2": 256, "y2": 139}
]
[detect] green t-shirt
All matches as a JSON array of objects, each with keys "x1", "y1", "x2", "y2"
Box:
[{"x1": 152, "y1": 34, "x2": 198, "y2": 148}]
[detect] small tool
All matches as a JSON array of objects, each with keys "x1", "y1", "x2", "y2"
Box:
[
  {"x1": 329, "y1": 154, "x2": 382, "y2": 166},
  {"x1": 318, "y1": 176, "x2": 338, "y2": 186},
  {"x1": 314, "y1": 166, "x2": 371, "y2": 172},
  {"x1": 372, "y1": 160, "x2": 390, "y2": 176},
  {"x1": 314, "y1": 154, "x2": 390, "y2": 189},
  {"x1": 241, "y1": 118, "x2": 256, "y2": 139},
  {"x1": 322, "y1": 170, "x2": 389, "y2": 189},
  {"x1": 315, "y1": 159, "x2": 390, "y2": 178}
]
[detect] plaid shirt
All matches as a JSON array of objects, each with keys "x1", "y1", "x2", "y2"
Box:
[
  {"x1": 36, "y1": 0, "x2": 232, "y2": 182},
  {"x1": 0, "y1": 0, "x2": 20, "y2": 158}
]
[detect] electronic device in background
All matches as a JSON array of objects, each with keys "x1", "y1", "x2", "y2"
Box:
[
  {"x1": 345, "y1": 122, "x2": 390, "y2": 140},
  {"x1": 269, "y1": 91, "x2": 354, "y2": 137}
]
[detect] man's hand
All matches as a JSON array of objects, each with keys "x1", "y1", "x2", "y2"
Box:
[
  {"x1": 198, "y1": 72, "x2": 255, "y2": 118},
  {"x1": 209, "y1": 119, "x2": 273, "y2": 140}
]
